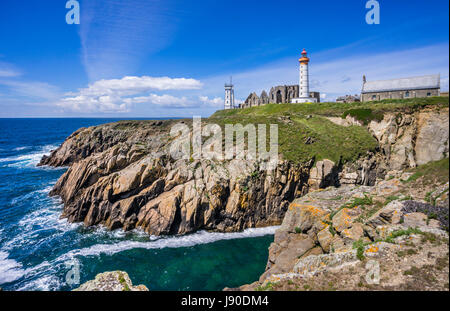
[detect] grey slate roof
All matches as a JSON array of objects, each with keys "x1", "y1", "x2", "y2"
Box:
[{"x1": 362, "y1": 74, "x2": 440, "y2": 93}]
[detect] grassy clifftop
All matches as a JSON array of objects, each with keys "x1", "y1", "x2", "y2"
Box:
[
  {"x1": 211, "y1": 96, "x2": 448, "y2": 120},
  {"x1": 209, "y1": 97, "x2": 448, "y2": 164},
  {"x1": 101, "y1": 97, "x2": 447, "y2": 166},
  {"x1": 208, "y1": 113, "x2": 377, "y2": 164}
]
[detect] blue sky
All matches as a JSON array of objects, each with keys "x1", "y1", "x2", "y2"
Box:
[{"x1": 0, "y1": 0, "x2": 448, "y2": 117}]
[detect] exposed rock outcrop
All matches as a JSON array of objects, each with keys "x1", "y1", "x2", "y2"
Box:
[
  {"x1": 41, "y1": 120, "x2": 312, "y2": 235},
  {"x1": 367, "y1": 108, "x2": 449, "y2": 170},
  {"x1": 39, "y1": 106, "x2": 449, "y2": 238},
  {"x1": 233, "y1": 178, "x2": 449, "y2": 291},
  {"x1": 74, "y1": 271, "x2": 148, "y2": 291}
]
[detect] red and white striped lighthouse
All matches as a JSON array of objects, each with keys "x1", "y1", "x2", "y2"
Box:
[
  {"x1": 291, "y1": 49, "x2": 317, "y2": 103},
  {"x1": 299, "y1": 49, "x2": 310, "y2": 98}
]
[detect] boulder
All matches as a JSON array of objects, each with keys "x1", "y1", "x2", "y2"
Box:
[
  {"x1": 376, "y1": 179, "x2": 401, "y2": 196},
  {"x1": 332, "y1": 208, "x2": 356, "y2": 233},
  {"x1": 366, "y1": 200, "x2": 403, "y2": 228},
  {"x1": 317, "y1": 225, "x2": 334, "y2": 252},
  {"x1": 260, "y1": 234, "x2": 315, "y2": 281},
  {"x1": 74, "y1": 271, "x2": 148, "y2": 291},
  {"x1": 341, "y1": 223, "x2": 364, "y2": 242},
  {"x1": 403, "y1": 212, "x2": 428, "y2": 228},
  {"x1": 280, "y1": 201, "x2": 329, "y2": 234}
]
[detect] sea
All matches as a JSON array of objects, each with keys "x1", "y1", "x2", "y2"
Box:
[{"x1": 0, "y1": 118, "x2": 275, "y2": 291}]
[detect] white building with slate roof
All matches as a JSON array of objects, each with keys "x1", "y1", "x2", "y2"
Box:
[{"x1": 361, "y1": 74, "x2": 440, "y2": 102}]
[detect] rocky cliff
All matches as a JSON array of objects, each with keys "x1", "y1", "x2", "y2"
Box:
[
  {"x1": 40, "y1": 119, "x2": 313, "y2": 235},
  {"x1": 39, "y1": 101, "x2": 449, "y2": 239},
  {"x1": 228, "y1": 103, "x2": 450, "y2": 291},
  {"x1": 231, "y1": 157, "x2": 449, "y2": 291}
]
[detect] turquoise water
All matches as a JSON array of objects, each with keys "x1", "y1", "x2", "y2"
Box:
[{"x1": 0, "y1": 118, "x2": 274, "y2": 291}]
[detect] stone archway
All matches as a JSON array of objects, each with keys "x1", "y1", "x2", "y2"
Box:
[
  {"x1": 276, "y1": 90, "x2": 282, "y2": 103},
  {"x1": 288, "y1": 90, "x2": 294, "y2": 102}
]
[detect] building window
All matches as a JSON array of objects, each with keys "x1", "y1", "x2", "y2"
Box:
[
  {"x1": 372, "y1": 95, "x2": 376, "y2": 100},
  {"x1": 427, "y1": 92, "x2": 431, "y2": 97},
  {"x1": 405, "y1": 91, "x2": 410, "y2": 98}
]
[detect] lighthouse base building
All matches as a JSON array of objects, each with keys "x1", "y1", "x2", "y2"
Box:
[{"x1": 291, "y1": 97, "x2": 317, "y2": 103}]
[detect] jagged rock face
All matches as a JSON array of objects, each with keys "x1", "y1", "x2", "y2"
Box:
[
  {"x1": 326, "y1": 108, "x2": 449, "y2": 174},
  {"x1": 42, "y1": 120, "x2": 312, "y2": 235},
  {"x1": 40, "y1": 108, "x2": 448, "y2": 236},
  {"x1": 415, "y1": 109, "x2": 450, "y2": 165},
  {"x1": 234, "y1": 179, "x2": 449, "y2": 291},
  {"x1": 261, "y1": 185, "x2": 373, "y2": 280},
  {"x1": 368, "y1": 108, "x2": 449, "y2": 170},
  {"x1": 39, "y1": 120, "x2": 171, "y2": 167}
]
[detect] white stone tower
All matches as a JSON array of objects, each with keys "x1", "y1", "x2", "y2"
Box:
[
  {"x1": 291, "y1": 49, "x2": 317, "y2": 103},
  {"x1": 224, "y1": 77, "x2": 235, "y2": 109}
]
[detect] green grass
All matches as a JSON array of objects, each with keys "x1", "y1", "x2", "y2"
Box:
[
  {"x1": 384, "y1": 227, "x2": 423, "y2": 244},
  {"x1": 210, "y1": 97, "x2": 448, "y2": 165},
  {"x1": 353, "y1": 239, "x2": 368, "y2": 261},
  {"x1": 117, "y1": 272, "x2": 130, "y2": 291},
  {"x1": 328, "y1": 225, "x2": 336, "y2": 236},
  {"x1": 255, "y1": 282, "x2": 275, "y2": 291},
  {"x1": 355, "y1": 200, "x2": 384, "y2": 223},
  {"x1": 211, "y1": 96, "x2": 448, "y2": 120},
  {"x1": 405, "y1": 158, "x2": 449, "y2": 184},
  {"x1": 207, "y1": 113, "x2": 378, "y2": 165},
  {"x1": 384, "y1": 195, "x2": 401, "y2": 205},
  {"x1": 342, "y1": 108, "x2": 384, "y2": 125},
  {"x1": 329, "y1": 194, "x2": 373, "y2": 220},
  {"x1": 102, "y1": 97, "x2": 447, "y2": 167}
]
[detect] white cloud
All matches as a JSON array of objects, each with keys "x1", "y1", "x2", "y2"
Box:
[
  {"x1": 58, "y1": 93, "x2": 129, "y2": 113},
  {"x1": 79, "y1": 76, "x2": 203, "y2": 95},
  {"x1": 0, "y1": 69, "x2": 20, "y2": 78},
  {"x1": 199, "y1": 96, "x2": 223, "y2": 107},
  {"x1": 125, "y1": 94, "x2": 192, "y2": 108},
  {"x1": 57, "y1": 76, "x2": 204, "y2": 112},
  {"x1": 0, "y1": 62, "x2": 21, "y2": 77}
]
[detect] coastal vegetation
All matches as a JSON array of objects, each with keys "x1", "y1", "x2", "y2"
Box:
[{"x1": 210, "y1": 96, "x2": 448, "y2": 164}]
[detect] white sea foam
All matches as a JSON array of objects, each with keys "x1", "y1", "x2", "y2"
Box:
[
  {"x1": 0, "y1": 251, "x2": 26, "y2": 285},
  {"x1": 17, "y1": 272, "x2": 63, "y2": 291},
  {"x1": 0, "y1": 144, "x2": 58, "y2": 167},
  {"x1": 55, "y1": 226, "x2": 278, "y2": 262},
  {"x1": 10, "y1": 184, "x2": 56, "y2": 206},
  {"x1": 3, "y1": 183, "x2": 75, "y2": 252},
  {"x1": 13, "y1": 146, "x2": 30, "y2": 151},
  {"x1": 11, "y1": 226, "x2": 277, "y2": 291},
  {"x1": 3, "y1": 204, "x2": 77, "y2": 252}
]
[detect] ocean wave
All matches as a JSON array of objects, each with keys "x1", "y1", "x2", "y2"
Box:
[
  {"x1": 3, "y1": 183, "x2": 75, "y2": 252},
  {"x1": 0, "y1": 251, "x2": 26, "y2": 285},
  {"x1": 10, "y1": 184, "x2": 58, "y2": 206},
  {"x1": 55, "y1": 226, "x2": 278, "y2": 261},
  {"x1": 11, "y1": 226, "x2": 277, "y2": 290},
  {"x1": 0, "y1": 144, "x2": 58, "y2": 168},
  {"x1": 13, "y1": 146, "x2": 30, "y2": 151},
  {"x1": 3, "y1": 203, "x2": 78, "y2": 252},
  {"x1": 16, "y1": 269, "x2": 64, "y2": 291}
]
